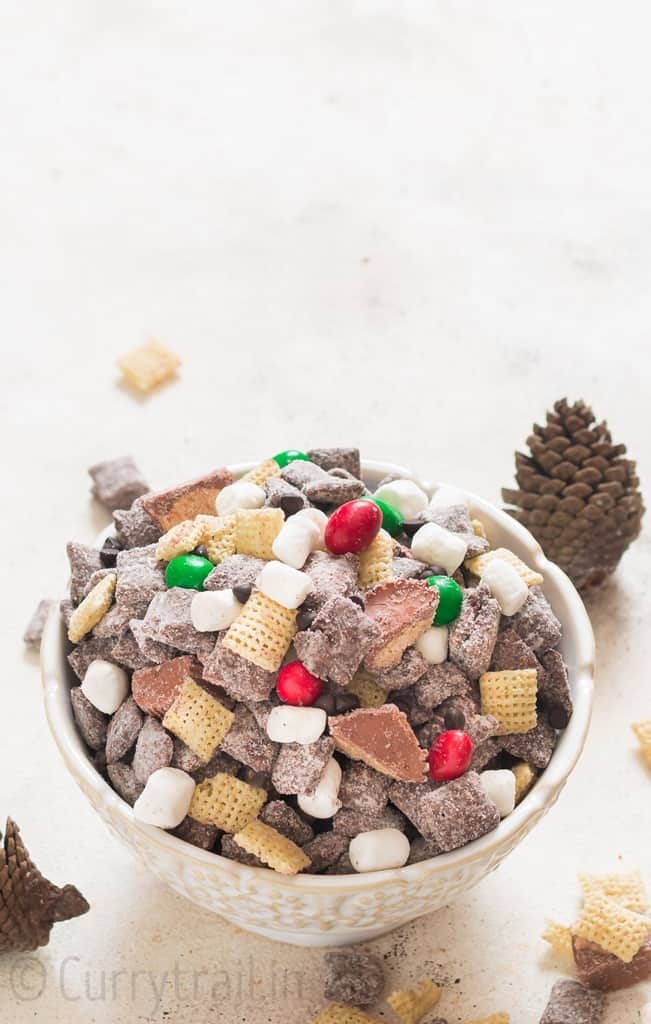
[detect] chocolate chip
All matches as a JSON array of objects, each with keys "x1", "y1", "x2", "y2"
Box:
[
  {"x1": 547, "y1": 703, "x2": 571, "y2": 729},
  {"x1": 349, "y1": 594, "x2": 365, "y2": 609},
  {"x1": 296, "y1": 608, "x2": 316, "y2": 631},
  {"x1": 444, "y1": 708, "x2": 466, "y2": 731},
  {"x1": 279, "y1": 494, "x2": 305, "y2": 516},
  {"x1": 401, "y1": 520, "x2": 423, "y2": 537},
  {"x1": 313, "y1": 692, "x2": 337, "y2": 715},
  {"x1": 99, "y1": 536, "x2": 122, "y2": 568},
  {"x1": 334, "y1": 693, "x2": 360, "y2": 714},
  {"x1": 194, "y1": 544, "x2": 209, "y2": 559},
  {"x1": 232, "y1": 584, "x2": 252, "y2": 604}
]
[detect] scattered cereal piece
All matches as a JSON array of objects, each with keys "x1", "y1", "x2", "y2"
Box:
[
  {"x1": 143, "y1": 468, "x2": 233, "y2": 531},
  {"x1": 23, "y1": 599, "x2": 54, "y2": 647},
  {"x1": 163, "y1": 679, "x2": 234, "y2": 763},
  {"x1": 155, "y1": 519, "x2": 205, "y2": 562},
  {"x1": 358, "y1": 530, "x2": 394, "y2": 589},
  {"x1": 88, "y1": 455, "x2": 148, "y2": 512},
  {"x1": 68, "y1": 573, "x2": 116, "y2": 643},
  {"x1": 222, "y1": 590, "x2": 297, "y2": 672},
  {"x1": 511, "y1": 761, "x2": 536, "y2": 803},
  {"x1": 465, "y1": 547, "x2": 543, "y2": 587},
  {"x1": 117, "y1": 338, "x2": 181, "y2": 394},
  {"x1": 542, "y1": 920, "x2": 574, "y2": 959},
  {"x1": 364, "y1": 579, "x2": 438, "y2": 672},
  {"x1": 196, "y1": 514, "x2": 237, "y2": 564},
  {"x1": 240, "y1": 459, "x2": 282, "y2": 487},
  {"x1": 574, "y1": 894, "x2": 651, "y2": 963},
  {"x1": 232, "y1": 819, "x2": 311, "y2": 876},
  {"x1": 579, "y1": 871, "x2": 648, "y2": 913},
  {"x1": 632, "y1": 720, "x2": 651, "y2": 769},
  {"x1": 479, "y1": 669, "x2": 538, "y2": 734},
  {"x1": 347, "y1": 669, "x2": 387, "y2": 708},
  {"x1": 387, "y1": 978, "x2": 441, "y2": 1024},
  {"x1": 312, "y1": 1004, "x2": 380, "y2": 1024},
  {"x1": 235, "y1": 507, "x2": 284, "y2": 560},
  {"x1": 329, "y1": 705, "x2": 427, "y2": 783},
  {"x1": 572, "y1": 933, "x2": 651, "y2": 991},
  {"x1": 189, "y1": 772, "x2": 266, "y2": 832},
  {"x1": 323, "y1": 950, "x2": 385, "y2": 1007},
  {"x1": 539, "y1": 979, "x2": 605, "y2": 1024}
]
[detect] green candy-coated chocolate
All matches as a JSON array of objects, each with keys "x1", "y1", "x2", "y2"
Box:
[
  {"x1": 362, "y1": 496, "x2": 404, "y2": 537},
  {"x1": 165, "y1": 554, "x2": 213, "y2": 591},
  {"x1": 427, "y1": 574, "x2": 463, "y2": 625},
  {"x1": 272, "y1": 450, "x2": 310, "y2": 469}
]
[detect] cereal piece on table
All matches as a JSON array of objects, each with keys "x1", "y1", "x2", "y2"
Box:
[
  {"x1": 307, "y1": 447, "x2": 361, "y2": 477},
  {"x1": 538, "y1": 648, "x2": 573, "y2": 728},
  {"x1": 303, "y1": 551, "x2": 361, "y2": 608},
  {"x1": 132, "y1": 717, "x2": 174, "y2": 783},
  {"x1": 66, "y1": 541, "x2": 103, "y2": 604},
  {"x1": 465, "y1": 547, "x2": 543, "y2": 587},
  {"x1": 133, "y1": 767, "x2": 195, "y2": 829},
  {"x1": 387, "y1": 978, "x2": 441, "y2": 1024},
  {"x1": 329, "y1": 704, "x2": 427, "y2": 783},
  {"x1": 302, "y1": 832, "x2": 349, "y2": 873},
  {"x1": 115, "y1": 545, "x2": 166, "y2": 617},
  {"x1": 294, "y1": 595, "x2": 379, "y2": 686},
  {"x1": 574, "y1": 894, "x2": 651, "y2": 963},
  {"x1": 155, "y1": 519, "x2": 205, "y2": 562},
  {"x1": 347, "y1": 669, "x2": 387, "y2": 708},
  {"x1": 479, "y1": 669, "x2": 538, "y2": 735},
  {"x1": 272, "y1": 737, "x2": 334, "y2": 795},
  {"x1": 632, "y1": 720, "x2": 651, "y2": 769},
  {"x1": 172, "y1": 816, "x2": 219, "y2": 851},
  {"x1": 220, "y1": 706, "x2": 278, "y2": 774},
  {"x1": 464, "y1": 1015, "x2": 510, "y2": 1024},
  {"x1": 240, "y1": 459, "x2": 282, "y2": 487},
  {"x1": 512, "y1": 761, "x2": 536, "y2": 802},
  {"x1": 23, "y1": 599, "x2": 55, "y2": 647},
  {"x1": 107, "y1": 763, "x2": 144, "y2": 806},
  {"x1": 189, "y1": 772, "x2": 266, "y2": 831},
  {"x1": 222, "y1": 590, "x2": 297, "y2": 672},
  {"x1": 68, "y1": 573, "x2": 116, "y2": 643},
  {"x1": 105, "y1": 697, "x2": 144, "y2": 763},
  {"x1": 542, "y1": 920, "x2": 574, "y2": 959},
  {"x1": 579, "y1": 871, "x2": 648, "y2": 913},
  {"x1": 202, "y1": 642, "x2": 277, "y2": 701},
  {"x1": 504, "y1": 587, "x2": 562, "y2": 653},
  {"x1": 363, "y1": 579, "x2": 438, "y2": 672},
  {"x1": 339, "y1": 762, "x2": 391, "y2": 816},
  {"x1": 312, "y1": 1004, "x2": 380, "y2": 1024},
  {"x1": 539, "y1": 979, "x2": 606, "y2": 1024},
  {"x1": 143, "y1": 468, "x2": 233, "y2": 531},
  {"x1": 333, "y1": 805, "x2": 406, "y2": 838},
  {"x1": 203, "y1": 553, "x2": 267, "y2": 591},
  {"x1": 232, "y1": 819, "x2": 310, "y2": 876},
  {"x1": 358, "y1": 530, "x2": 394, "y2": 589},
  {"x1": 323, "y1": 950, "x2": 384, "y2": 1008},
  {"x1": 113, "y1": 497, "x2": 162, "y2": 549},
  {"x1": 88, "y1": 456, "x2": 148, "y2": 512},
  {"x1": 221, "y1": 832, "x2": 265, "y2": 867},
  {"x1": 259, "y1": 801, "x2": 314, "y2": 846},
  {"x1": 195, "y1": 514, "x2": 236, "y2": 564},
  {"x1": 572, "y1": 933, "x2": 651, "y2": 991},
  {"x1": 163, "y1": 679, "x2": 234, "y2": 763},
  {"x1": 70, "y1": 687, "x2": 108, "y2": 751},
  {"x1": 117, "y1": 339, "x2": 181, "y2": 394},
  {"x1": 501, "y1": 714, "x2": 556, "y2": 769},
  {"x1": 389, "y1": 773, "x2": 500, "y2": 850},
  {"x1": 448, "y1": 585, "x2": 500, "y2": 679},
  {"x1": 234, "y1": 507, "x2": 284, "y2": 559},
  {"x1": 414, "y1": 662, "x2": 472, "y2": 709}
]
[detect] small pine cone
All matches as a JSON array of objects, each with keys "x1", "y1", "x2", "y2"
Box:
[
  {"x1": 503, "y1": 398, "x2": 645, "y2": 590},
  {"x1": 0, "y1": 819, "x2": 89, "y2": 952}
]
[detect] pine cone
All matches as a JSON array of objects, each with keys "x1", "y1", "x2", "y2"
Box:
[
  {"x1": 0, "y1": 819, "x2": 89, "y2": 952},
  {"x1": 502, "y1": 398, "x2": 645, "y2": 591}
]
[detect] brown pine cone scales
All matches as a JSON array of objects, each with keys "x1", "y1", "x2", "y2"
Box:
[
  {"x1": 0, "y1": 819, "x2": 89, "y2": 952},
  {"x1": 503, "y1": 398, "x2": 645, "y2": 590}
]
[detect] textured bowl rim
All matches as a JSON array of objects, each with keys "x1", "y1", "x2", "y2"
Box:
[{"x1": 41, "y1": 458, "x2": 595, "y2": 894}]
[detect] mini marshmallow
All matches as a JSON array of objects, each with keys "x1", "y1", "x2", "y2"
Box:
[
  {"x1": 481, "y1": 558, "x2": 529, "y2": 616},
  {"x1": 256, "y1": 560, "x2": 314, "y2": 609},
  {"x1": 293, "y1": 507, "x2": 328, "y2": 549},
  {"x1": 272, "y1": 517, "x2": 320, "y2": 568},
  {"x1": 191, "y1": 589, "x2": 242, "y2": 631},
  {"x1": 415, "y1": 625, "x2": 448, "y2": 665},
  {"x1": 479, "y1": 769, "x2": 516, "y2": 817},
  {"x1": 81, "y1": 659, "x2": 129, "y2": 714},
  {"x1": 215, "y1": 481, "x2": 265, "y2": 516},
  {"x1": 266, "y1": 705, "x2": 327, "y2": 745},
  {"x1": 349, "y1": 828, "x2": 410, "y2": 873},
  {"x1": 373, "y1": 479, "x2": 429, "y2": 521},
  {"x1": 133, "y1": 767, "x2": 195, "y2": 829},
  {"x1": 297, "y1": 758, "x2": 342, "y2": 819},
  {"x1": 429, "y1": 484, "x2": 470, "y2": 510},
  {"x1": 411, "y1": 522, "x2": 467, "y2": 574}
]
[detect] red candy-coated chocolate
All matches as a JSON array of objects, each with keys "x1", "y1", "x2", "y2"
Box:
[
  {"x1": 427, "y1": 730, "x2": 474, "y2": 781},
  {"x1": 276, "y1": 661, "x2": 324, "y2": 706},
  {"x1": 324, "y1": 499, "x2": 382, "y2": 555}
]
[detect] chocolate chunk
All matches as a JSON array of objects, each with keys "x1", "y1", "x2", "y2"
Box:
[
  {"x1": 264, "y1": 476, "x2": 309, "y2": 514},
  {"x1": 539, "y1": 979, "x2": 606, "y2": 1024},
  {"x1": 448, "y1": 584, "x2": 500, "y2": 679},
  {"x1": 132, "y1": 717, "x2": 174, "y2": 784},
  {"x1": 501, "y1": 713, "x2": 556, "y2": 769},
  {"x1": 173, "y1": 817, "x2": 219, "y2": 850},
  {"x1": 538, "y1": 648, "x2": 573, "y2": 729},
  {"x1": 202, "y1": 643, "x2": 277, "y2": 701},
  {"x1": 203, "y1": 554, "x2": 267, "y2": 592},
  {"x1": 376, "y1": 647, "x2": 429, "y2": 691},
  {"x1": 221, "y1": 707, "x2": 278, "y2": 774},
  {"x1": 307, "y1": 447, "x2": 361, "y2": 478},
  {"x1": 105, "y1": 697, "x2": 144, "y2": 763},
  {"x1": 142, "y1": 468, "x2": 232, "y2": 531},
  {"x1": 339, "y1": 762, "x2": 391, "y2": 816},
  {"x1": 107, "y1": 763, "x2": 144, "y2": 806},
  {"x1": 389, "y1": 772, "x2": 500, "y2": 850},
  {"x1": 349, "y1": 594, "x2": 365, "y2": 608},
  {"x1": 302, "y1": 551, "x2": 360, "y2": 610},
  {"x1": 70, "y1": 687, "x2": 108, "y2": 751},
  {"x1": 193, "y1": 544, "x2": 209, "y2": 559},
  {"x1": 259, "y1": 801, "x2": 314, "y2": 846},
  {"x1": 271, "y1": 737, "x2": 335, "y2": 795},
  {"x1": 329, "y1": 704, "x2": 427, "y2": 783},
  {"x1": 232, "y1": 584, "x2": 252, "y2": 604},
  {"x1": 401, "y1": 520, "x2": 423, "y2": 538},
  {"x1": 302, "y1": 832, "x2": 349, "y2": 873},
  {"x1": 418, "y1": 504, "x2": 489, "y2": 559},
  {"x1": 572, "y1": 933, "x2": 651, "y2": 991},
  {"x1": 323, "y1": 950, "x2": 384, "y2": 1007},
  {"x1": 504, "y1": 587, "x2": 562, "y2": 653},
  {"x1": 66, "y1": 542, "x2": 103, "y2": 604},
  {"x1": 333, "y1": 805, "x2": 406, "y2": 837},
  {"x1": 99, "y1": 536, "x2": 122, "y2": 568},
  {"x1": 414, "y1": 662, "x2": 473, "y2": 710},
  {"x1": 364, "y1": 580, "x2": 438, "y2": 672},
  {"x1": 297, "y1": 608, "x2": 317, "y2": 631},
  {"x1": 294, "y1": 595, "x2": 379, "y2": 687},
  {"x1": 113, "y1": 497, "x2": 162, "y2": 549},
  {"x1": 88, "y1": 456, "x2": 149, "y2": 512},
  {"x1": 115, "y1": 544, "x2": 166, "y2": 618},
  {"x1": 132, "y1": 655, "x2": 202, "y2": 718},
  {"x1": 23, "y1": 600, "x2": 55, "y2": 647},
  {"x1": 334, "y1": 693, "x2": 360, "y2": 713},
  {"x1": 313, "y1": 691, "x2": 337, "y2": 715}
]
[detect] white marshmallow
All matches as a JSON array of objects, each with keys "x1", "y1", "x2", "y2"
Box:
[
  {"x1": 640, "y1": 1002, "x2": 651, "y2": 1024},
  {"x1": 272, "y1": 517, "x2": 320, "y2": 569},
  {"x1": 349, "y1": 828, "x2": 410, "y2": 873},
  {"x1": 481, "y1": 558, "x2": 529, "y2": 616},
  {"x1": 428, "y1": 484, "x2": 470, "y2": 510},
  {"x1": 81, "y1": 659, "x2": 129, "y2": 714},
  {"x1": 256, "y1": 560, "x2": 314, "y2": 609},
  {"x1": 293, "y1": 507, "x2": 328, "y2": 549},
  {"x1": 215, "y1": 480, "x2": 265, "y2": 515},
  {"x1": 479, "y1": 769, "x2": 516, "y2": 817},
  {"x1": 411, "y1": 522, "x2": 467, "y2": 574},
  {"x1": 373, "y1": 479, "x2": 429, "y2": 521},
  {"x1": 415, "y1": 626, "x2": 448, "y2": 665},
  {"x1": 191, "y1": 589, "x2": 241, "y2": 631},
  {"x1": 297, "y1": 758, "x2": 342, "y2": 818},
  {"x1": 133, "y1": 767, "x2": 195, "y2": 829},
  {"x1": 266, "y1": 705, "x2": 327, "y2": 745}
]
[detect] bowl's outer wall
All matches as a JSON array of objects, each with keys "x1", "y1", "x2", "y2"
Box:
[{"x1": 41, "y1": 461, "x2": 595, "y2": 946}]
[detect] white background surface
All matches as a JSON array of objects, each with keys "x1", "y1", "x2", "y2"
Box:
[{"x1": 1, "y1": 2, "x2": 650, "y2": 1021}]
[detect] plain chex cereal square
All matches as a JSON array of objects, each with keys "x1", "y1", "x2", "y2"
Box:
[
  {"x1": 240, "y1": 460, "x2": 281, "y2": 487},
  {"x1": 117, "y1": 339, "x2": 181, "y2": 394},
  {"x1": 479, "y1": 669, "x2": 538, "y2": 734},
  {"x1": 387, "y1": 978, "x2": 441, "y2": 1024},
  {"x1": 465, "y1": 547, "x2": 543, "y2": 587},
  {"x1": 156, "y1": 519, "x2": 205, "y2": 562},
  {"x1": 575, "y1": 894, "x2": 651, "y2": 963},
  {"x1": 233, "y1": 819, "x2": 311, "y2": 876},
  {"x1": 162, "y1": 679, "x2": 234, "y2": 763},
  {"x1": 632, "y1": 720, "x2": 651, "y2": 769},
  {"x1": 359, "y1": 530, "x2": 394, "y2": 590},
  {"x1": 222, "y1": 590, "x2": 297, "y2": 671},
  {"x1": 196, "y1": 514, "x2": 236, "y2": 564},
  {"x1": 579, "y1": 871, "x2": 648, "y2": 913},
  {"x1": 189, "y1": 773, "x2": 266, "y2": 832},
  {"x1": 235, "y1": 507, "x2": 284, "y2": 560},
  {"x1": 542, "y1": 920, "x2": 574, "y2": 958},
  {"x1": 68, "y1": 573, "x2": 116, "y2": 643},
  {"x1": 347, "y1": 669, "x2": 387, "y2": 709},
  {"x1": 312, "y1": 1006, "x2": 380, "y2": 1024}
]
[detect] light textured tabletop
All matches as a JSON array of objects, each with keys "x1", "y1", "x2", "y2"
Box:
[{"x1": 1, "y1": 2, "x2": 650, "y2": 1021}]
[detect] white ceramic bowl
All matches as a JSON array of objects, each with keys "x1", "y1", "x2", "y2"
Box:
[{"x1": 41, "y1": 460, "x2": 595, "y2": 947}]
